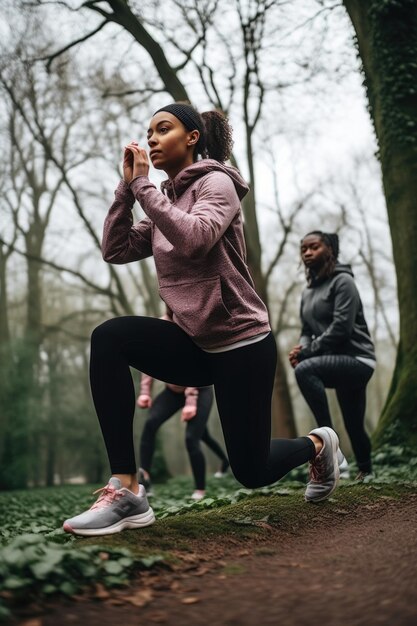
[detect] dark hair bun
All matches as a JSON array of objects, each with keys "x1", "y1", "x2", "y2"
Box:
[{"x1": 201, "y1": 110, "x2": 233, "y2": 163}]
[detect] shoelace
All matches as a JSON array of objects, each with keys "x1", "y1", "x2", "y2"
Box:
[
  {"x1": 90, "y1": 484, "x2": 123, "y2": 510},
  {"x1": 309, "y1": 455, "x2": 325, "y2": 482}
]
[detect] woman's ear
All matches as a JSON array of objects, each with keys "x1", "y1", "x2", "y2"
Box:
[{"x1": 187, "y1": 130, "x2": 200, "y2": 146}]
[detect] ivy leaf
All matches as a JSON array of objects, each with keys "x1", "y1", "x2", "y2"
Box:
[{"x1": 30, "y1": 549, "x2": 64, "y2": 579}]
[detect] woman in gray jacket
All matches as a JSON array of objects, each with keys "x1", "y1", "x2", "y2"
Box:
[
  {"x1": 289, "y1": 231, "x2": 375, "y2": 482},
  {"x1": 64, "y1": 105, "x2": 342, "y2": 536}
]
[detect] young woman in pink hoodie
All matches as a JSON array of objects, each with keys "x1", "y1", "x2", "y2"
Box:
[{"x1": 64, "y1": 103, "x2": 342, "y2": 536}]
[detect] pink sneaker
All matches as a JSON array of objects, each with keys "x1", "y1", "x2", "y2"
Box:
[{"x1": 63, "y1": 477, "x2": 155, "y2": 536}]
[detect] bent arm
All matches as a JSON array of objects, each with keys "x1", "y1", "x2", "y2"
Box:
[
  {"x1": 299, "y1": 301, "x2": 314, "y2": 349},
  {"x1": 184, "y1": 387, "x2": 199, "y2": 409},
  {"x1": 140, "y1": 373, "x2": 154, "y2": 397},
  {"x1": 298, "y1": 275, "x2": 360, "y2": 359},
  {"x1": 102, "y1": 181, "x2": 153, "y2": 263},
  {"x1": 130, "y1": 173, "x2": 240, "y2": 258}
]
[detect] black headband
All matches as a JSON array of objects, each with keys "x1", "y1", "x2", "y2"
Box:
[{"x1": 153, "y1": 103, "x2": 204, "y2": 135}]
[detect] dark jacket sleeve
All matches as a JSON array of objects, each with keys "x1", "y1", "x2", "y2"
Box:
[
  {"x1": 299, "y1": 298, "x2": 313, "y2": 349},
  {"x1": 297, "y1": 274, "x2": 360, "y2": 361}
]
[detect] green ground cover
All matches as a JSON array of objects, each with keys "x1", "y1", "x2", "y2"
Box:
[{"x1": 0, "y1": 443, "x2": 416, "y2": 620}]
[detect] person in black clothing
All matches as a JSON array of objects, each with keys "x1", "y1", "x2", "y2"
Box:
[
  {"x1": 137, "y1": 374, "x2": 229, "y2": 500},
  {"x1": 289, "y1": 231, "x2": 376, "y2": 481}
]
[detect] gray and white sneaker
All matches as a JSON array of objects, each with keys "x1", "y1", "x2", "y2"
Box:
[
  {"x1": 337, "y1": 449, "x2": 350, "y2": 479},
  {"x1": 305, "y1": 427, "x2": 340, "y2": 503},
  {"x1": 63, "y1": 477, "x2": 155, "y2": 536}
]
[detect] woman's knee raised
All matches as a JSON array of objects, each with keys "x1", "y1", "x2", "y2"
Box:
[
  {"x1": 294, "y1": 361, "x2": 311, "y2": 383},
  {"x1": 91, "y1": 318, "x2": 121, "y2": 351}
]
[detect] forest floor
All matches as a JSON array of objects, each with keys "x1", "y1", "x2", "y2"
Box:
[{"x1": 10, "y1": 482, "x2": 417, "y2": 626}]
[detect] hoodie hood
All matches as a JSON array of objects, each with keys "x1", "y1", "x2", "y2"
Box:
[
  {"x1": 334, "y1": 262, "x2": 354, "y2": 277},
  {"x1": 160, "y1": 159, "x2": 249, "y2": 201},
  {"x1": 309, "y1": 262, "x2": 353, "y2": 287}
]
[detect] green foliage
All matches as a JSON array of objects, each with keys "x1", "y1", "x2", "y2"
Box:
[
  {"x1": 0, "y1": 464, "x2": 416, "y2": 619},
  {"x1": 145, "y1": 473, "x2": 302, "y2": 520},
  {"x1": 0, "y1": 339, "x2": 34, "y2": 490},
  {"x1": 372, "y1": 341, "x2": 417, "y2": 448},
  {"x1": 0, "y1": 484, "x2": 166, "y2": 618},
  {"x1": 372, "y1": 440, "x2": 417, "y2": 481},
  {"x1": 358, "y1": 0, "x2": 417, "y2": 155},
  {"x1": 0, "y1": 533, "x2": 163, "y2": 620}
]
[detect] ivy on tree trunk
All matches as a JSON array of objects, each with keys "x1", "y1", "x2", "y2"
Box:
[{"x1": 343, "y1": 0, "x2": 417, "y2": 447}]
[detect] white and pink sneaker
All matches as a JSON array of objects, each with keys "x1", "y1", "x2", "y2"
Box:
[{"x1": 63, "y1": 477, "x2": 155, "y2": 536}]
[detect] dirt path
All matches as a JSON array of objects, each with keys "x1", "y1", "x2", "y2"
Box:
[{"x1": 16, "y1": 493, "x2": 417, "y2": 626}]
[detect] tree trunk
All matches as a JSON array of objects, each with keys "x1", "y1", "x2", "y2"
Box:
[
  {"x1": 0, "y1": 245, "x2": 10, "y2": 345},
  {"x1": 343, "y1": 0, "x2": 417, "y2": 447},
  {"x1": 242, "y1": 185, "x2": 296, "y2": 437},
  {"x1": 0, "y1": 246, "x2": 11, "y2": 472},
  {"x1": 107, "y1": 0, "x2": 189, "y2": 101}
]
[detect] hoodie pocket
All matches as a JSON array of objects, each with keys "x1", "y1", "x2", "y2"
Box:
[{"x1": 159, "y1": 276, "x2": 232, "y2": 338}]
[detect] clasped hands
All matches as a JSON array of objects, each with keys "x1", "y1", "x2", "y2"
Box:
[
  {"x1": 288, "y1": 344, "x2": 302, "y2": 369},
  {"x1": 123, "y1": 141, "x2": 149, "y2": 184}
]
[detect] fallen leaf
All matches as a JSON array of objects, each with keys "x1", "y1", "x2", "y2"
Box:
[
  {"x1": 170, "y1": 581, "x2": 181, "y2": 591},
  {"x1": 181, "y1": 554, "x2": 200, "y2": 563},
  {"x1": 127, "y1": 588, "x2": 154, "y2": 607},
  {"x1": 194, "y1": 567, "x2": 210, "y2": 576},
  {"x1": 181, "y1": 596, "x2": 200, "y2": 604},
  {"x1": 107, "y1": 598, "x2": 126, "y2": 606},
  {"x1": 94, "y1": 583, "x2": 110, "y2": 600},
  {"x1": 255, "y1": 521, "x2": 274, "y2": 530}
]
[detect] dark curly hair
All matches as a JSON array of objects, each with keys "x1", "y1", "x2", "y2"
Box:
[
  {"x1": 200, "y1": 110, "x2": 234, "y2": 163},
  {"x1": 301, "y1": 231, "x2": 339, "y2": 285}
]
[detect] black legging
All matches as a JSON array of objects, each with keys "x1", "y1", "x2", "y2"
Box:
[
  {"x1": 140, "y1": 386, "x2": 226, "y2": 490},
  {"x1": 294, "y1": 355, "x2": 374, "y2": 473},
  {"x1": 90, "y1": 316, "x2": 315, "y2": 488}
]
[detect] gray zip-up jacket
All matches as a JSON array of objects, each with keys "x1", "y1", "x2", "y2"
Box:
[
  {"x1": 298, "y1": 263, "x2": 375, "y2": 361},
  {"x1": 102, "y1": 160, "x2": 270, "y2": 349}
]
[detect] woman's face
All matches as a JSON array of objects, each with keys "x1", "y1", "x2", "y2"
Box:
[
  {"x1": 147, "y1": 112, "x2": 199, "y2": 178},
  {"x1": 300, "y1": 234, "x2": 330, "y2": 269}
]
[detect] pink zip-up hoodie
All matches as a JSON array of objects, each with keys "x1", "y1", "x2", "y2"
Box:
[{"x1": 102, "y1": 159, "x2": 270, "y2": 349}]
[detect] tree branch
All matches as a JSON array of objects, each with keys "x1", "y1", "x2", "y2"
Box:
[
  {"x1": 0, "y1": 236, "x2": 119, "y2": 299},
  {"x1": 36, "y1": 20, "x2": 109, "y2": 71}
]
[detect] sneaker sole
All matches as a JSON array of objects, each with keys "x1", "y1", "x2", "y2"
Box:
[
  {"x1": 305, "y1": 427, "x2": 340, "y2": 503},
  {"x1": 63, "y1": 507, "x2": 156, "y2": 537}
]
